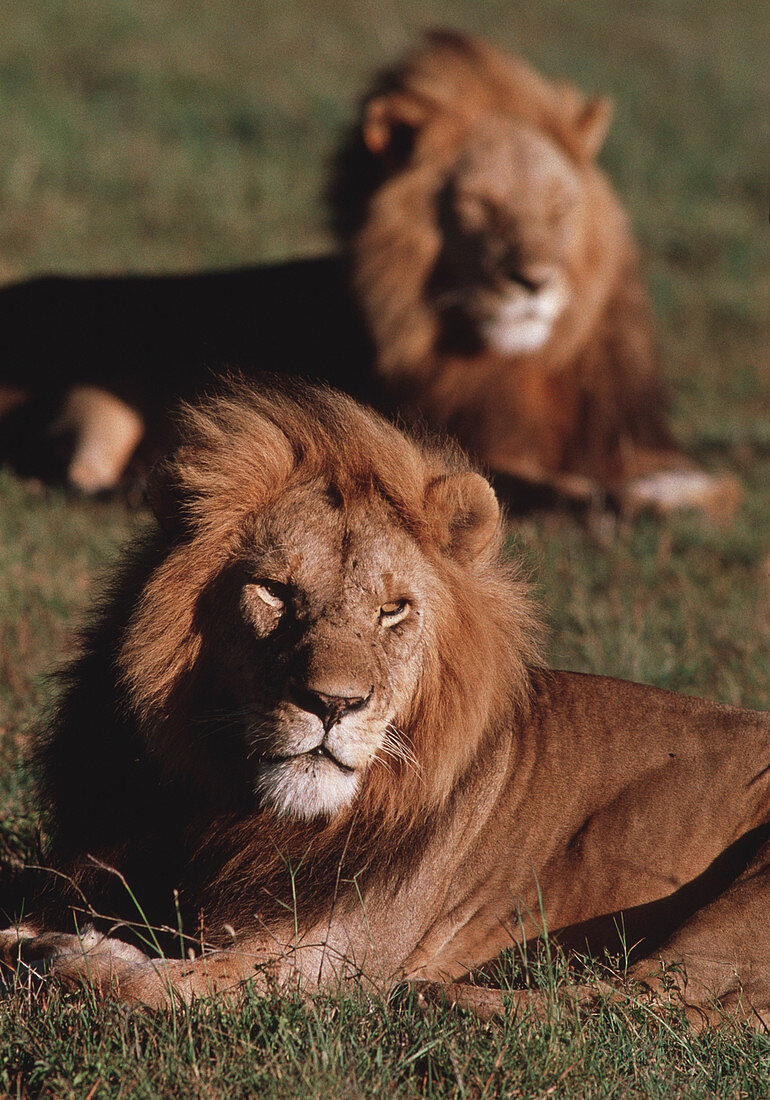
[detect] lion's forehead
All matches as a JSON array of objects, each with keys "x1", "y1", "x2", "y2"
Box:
[
  {"x1": 252, "y1": 486, "x2": 427, "y2": 601},
  {"x1": 455, "y1": 121, "x2": 580, "y2": 215}
]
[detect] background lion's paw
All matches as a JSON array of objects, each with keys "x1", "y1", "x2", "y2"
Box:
[{"x1": 623, "y1": 471, "x2": 742, "y2": 524}]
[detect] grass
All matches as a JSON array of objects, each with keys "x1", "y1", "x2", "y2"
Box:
[
  {"x1": 0, "y1": 0, "x2": 768, "y2": 1094},
  {"x1": 3, "y1": 976, "x2": 770, "y2": 1099}
]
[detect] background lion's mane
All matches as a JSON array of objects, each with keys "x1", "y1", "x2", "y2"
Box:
[{"x1": 331, "y1": 31, "x2": 677, "y2": 492}]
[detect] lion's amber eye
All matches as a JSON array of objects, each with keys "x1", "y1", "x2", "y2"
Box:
[
  {"x1": 380, "y1": 598, "x2": 410, "y2": 626},
  {"x1": 250, "y1": 581, "x2": 287, "y2": 612}
]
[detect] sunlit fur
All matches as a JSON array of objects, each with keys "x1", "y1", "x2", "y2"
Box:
[
  {"x1": 35, "y1": 379, "x2": 542, "y2": 936},
  {"x1": 256, "y1": 752, "x2": 361, "y2": 821},
  {"x1": 18, "y1": 382, "x2": 769, "y2": 1027},
  {"x1": 116, "y1": 381, "x2": 539, "y2": 810}
]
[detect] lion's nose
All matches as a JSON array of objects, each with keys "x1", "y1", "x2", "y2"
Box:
[
  {"x1": 507, "y1": 269, "x2": 543, "y2": 294},
  {"x1": 291, "y1": 684, "x2": 372, "y2": 731},
  {"x1": 503, "y1": 259, "x2": 555, "y2": 295}
]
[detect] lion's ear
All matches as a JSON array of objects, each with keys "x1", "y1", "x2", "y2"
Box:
[
  {"x1": 425, "y1": 472, "x2": 501, "y2": 562},
  {"x1": 555, "y1": 80, "x2": 613, "y2": 161},
  {"x1": 563, "y1": 93, "x2": 613, "y2": 161},
  {"x1": 573, "y1": 96, "x2": 613, "y2": 159},
  {"x1": 362, "y1": 92, "x2": 433, "y2": 163}
]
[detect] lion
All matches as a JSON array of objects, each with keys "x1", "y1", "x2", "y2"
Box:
[
  {"x1": 2, "y1": 380, "x2": 768, "y2": 1026},
  {"x1": 1, "y1": 33, "x2": 739, "y2": 520},
  {"x1": 334, "y1": 30, "x2": 739, "y2": 517}
]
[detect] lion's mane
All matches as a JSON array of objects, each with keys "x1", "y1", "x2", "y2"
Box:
[
  {"x1": 35, "y1": 380, "x2": 542, "y2": 940},
  {"x1": 332, "y1": 31, "x2": 688, "y2": 500}
]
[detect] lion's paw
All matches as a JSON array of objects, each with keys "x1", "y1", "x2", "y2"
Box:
[
  {"x1": 0, "y1": 923, "x2": 152, "y2": 997},
  {"x1": 624, "y1": 471, "x2": 742, "y2": 523}
]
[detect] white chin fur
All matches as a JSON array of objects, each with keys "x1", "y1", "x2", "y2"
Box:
[
  {"x1": 257, "y1": 755, "x2": 360, "y2": 820},
  {"x1": 480, "y1": 285, "x2": 565, "y2": 355},
  {"x1": 482, "y1": 317, "x2": 553, "y2": 354}
]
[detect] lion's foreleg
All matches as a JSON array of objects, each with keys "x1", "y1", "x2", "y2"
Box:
[
  {"x1": 618, "y1": 461, "x2": 742, "y2": 524},
  {"x1": 0, "y1": 924, "x2": 290, "y2": 1008},
  {"x1": 51, "y1": 385, "x2": 144, "y2": 494},
  {"x1": 1, "y1": 924, "x2": 149, "y2": 995}
]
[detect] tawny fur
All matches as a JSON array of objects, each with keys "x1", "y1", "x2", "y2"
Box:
[
  {"x1": 2, "y1": 381, "x2": 767, "y2": 1028},
  {"x1": 338, "y1": 30, "x2": 739, "y2": 517}
]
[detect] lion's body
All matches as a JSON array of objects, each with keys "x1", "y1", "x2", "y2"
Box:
[
  {"x1": 340, "y1": 31, "x2": 738, "y2": 515},
  {"x1": 0, "y1": 257, "x2": 372, "y2": 492},
  {"x1": 3, "y1": 382, "x2": 768, "y2": 1025}
]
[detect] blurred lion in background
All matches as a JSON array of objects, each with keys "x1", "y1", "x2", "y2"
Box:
[
  {"x1": 0, "y1": 30, "x2": 739, "y2": 519},
  {"x1": 334, "y1": 30, "x2": 738, "y2": 517}
]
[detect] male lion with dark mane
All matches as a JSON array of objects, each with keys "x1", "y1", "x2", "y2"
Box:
[
  {"x1": 2, "y1": 381, "x2": 768, "y2": 1026},
  {"x1": 336, "y1": 30, "x2": 739, "y2": 517}
]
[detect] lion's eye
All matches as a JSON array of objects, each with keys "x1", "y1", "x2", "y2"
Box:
[
  {"x1": 380, "y1": 598, "x2": 410, "y2": 626},
  {"x1": 250, "y1": 581, "x2": 287, "y2": 612}
]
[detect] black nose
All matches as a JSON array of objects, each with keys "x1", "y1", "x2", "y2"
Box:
[
  {"x1": 505, "y1": 267, "x2": 543, "y2": 294},
  {"x1": 290, "y1": 684, "x2": 371, "y2": 730}
]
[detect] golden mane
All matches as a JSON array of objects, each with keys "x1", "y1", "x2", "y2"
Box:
[
  {"x1": 36, "y1": 380, "x2": 542, "y2": 936},
  {"x1": 360, "y1": 29, "x2": 606, "y2": 162},
  {"x1": 333, "y1": 29, "x2": 617, "y2": 381},
  {"x1": 9, "y1": 382, "x2": 768, "y2": 1029},
  {"x1": 331, "y1": 31, "x2": 738, "y2": 518}
]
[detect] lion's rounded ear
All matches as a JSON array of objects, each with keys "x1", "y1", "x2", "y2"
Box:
[
  {"x1": 574, "y1": 96, "x2": 613, "y2": 159},
  {"x1": 362, "y1": 92, "x2": 433, "y2": 163},
  {"x1": 555, "y1": 82, "x2": 613, "y2": 161},
  {"x1": 425, "y1": 471, "x2": 501, "y2": 562},
  {"x1": 569, "y1": 95, "x2": 613, "y2": 161}
]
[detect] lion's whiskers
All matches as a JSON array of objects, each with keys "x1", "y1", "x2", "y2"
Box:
[
  {"x1": 376, "y1": 724, "x2": 423, "y2": 782},
  {"x1": 371, "y1": 754, "x2": 395, "y2": 778}
]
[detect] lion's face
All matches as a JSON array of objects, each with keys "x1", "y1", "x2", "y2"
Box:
[
  {"x1": 122, "y1": 384, "x2": 537, "y2": 831},
  {"x1": 349, "y1": 34, "x2": 616, "y2": 380},
  {"x1": 432, "y1": 118, "x2": 582, "y2": 355},
  {"x1": 226, "y1": 484, "x2": 437, "y2": 821}
]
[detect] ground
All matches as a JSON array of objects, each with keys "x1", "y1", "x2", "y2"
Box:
[{"x1": 1, "y1": 0, "x2": 769, "y2": 1095}]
